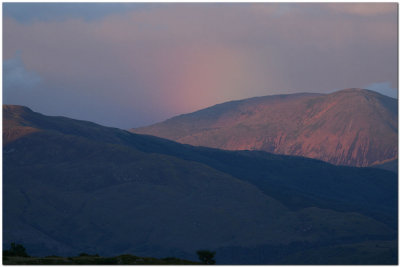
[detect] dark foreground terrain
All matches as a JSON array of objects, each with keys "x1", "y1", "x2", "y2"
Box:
[
  {"x1": 3, "y1": 254, "x2": 199, "y2": 265},
  {"x1": 3, "y1": 105, "x2": 397, "y2": 264}
]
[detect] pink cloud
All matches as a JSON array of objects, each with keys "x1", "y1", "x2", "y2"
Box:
[{"x1": 323, "y1": 3, "x2": 396, "y2": 16}]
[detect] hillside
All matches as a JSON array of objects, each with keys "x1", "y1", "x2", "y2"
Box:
[
  {"x1": 133, "y1": 89, "x2": 398, "y2": 167},
  {"x1": 372, "y1": 159, "x2": 398, "y2": 173},
  {"x1": 3, "y1": 253, "x2": 200, "y2": 265},
  {"x1": 3, "y1": 105, "x2": 397, "y2": 264}
]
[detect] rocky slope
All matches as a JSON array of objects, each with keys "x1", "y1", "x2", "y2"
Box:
[
  {"x1": 3, "y1": 105, "x2": 397, "y2": 264},
  {"x1": 133, "y1": 89, "x2": 398, "y2": 167}
]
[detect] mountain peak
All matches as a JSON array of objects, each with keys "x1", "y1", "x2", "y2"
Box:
[
  {"x1": 330, "y1": 88, "x2": 395, "y2": 100},
  {"x1": 3, "y1": 104, "x2": 33, "y2": 115},
  {"x1": 340, "y1": 88, "x2": 365, "y2": 92},
  {"x1": 132, "y1": 89, "x2": 397, "y2": 167},
  {"x1": 3, "y1": 104, "x2": 397, "y2": 264}
]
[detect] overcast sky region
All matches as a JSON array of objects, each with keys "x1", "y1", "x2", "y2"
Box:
[{"x1": 3, "y1": 3, "x2": 398, "y2": 128}]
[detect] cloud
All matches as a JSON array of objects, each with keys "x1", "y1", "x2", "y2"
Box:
[
  {"x1": 323, "y1": 3, "x2": 396, "y2": 17},
  {"x1": 3, "y1": 3, "x2": 153, "y2": 23},
  {"x1": 2, "y1": 3, "x2": 398, "y2": 128},
  {"x1": 365, "y1": 82, "x2": 397, "y2": 99},
  {"x1": 3, "y1": 52, "x2": 41, "y2": 91}
]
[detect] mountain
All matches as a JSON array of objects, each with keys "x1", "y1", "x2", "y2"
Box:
[
  {"x1": 3, "y1": 105, "x2": 397, "y2": 264},
  {"x1": 132, "y1": 89, "x2": 398, "y2": 167},
  {"x1": 372, "y1": 159, "x2": 398, "y2": 173}
]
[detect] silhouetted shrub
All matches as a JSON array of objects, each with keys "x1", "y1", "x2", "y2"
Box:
[
  {"x1": 97, "y1": 257, "x2": 118, "y2": 264},
  {"x1": 118, "y1": 254, "x2": 140, "y2": 264},
  {"x1": 3, "y1": 243, "x2": 29, "y2": 257},
  {"x1": 197, "y1": 250, "x2": 216, "y2": 264},
  {"x1": 78, "y1": 252, "x2": 99, "y2": 257},
  {"x1": 163, "y1": 257, "x2": 179, "y2": 261},
  {"x1": 78, "y1": 252, "x2": 89, "y2": 257}
]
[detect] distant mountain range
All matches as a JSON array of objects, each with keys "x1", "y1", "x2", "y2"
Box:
[
  {"x1": 133, "y1": 88, "x2": 397, "y2": 167},
  {"x1": 3, "y1": 104, "x2": 397, "y2": 264}
]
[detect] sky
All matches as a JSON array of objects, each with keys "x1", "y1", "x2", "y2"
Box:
[{"x1": 3, "y1": 3, "x2": 398, "y2": 129}]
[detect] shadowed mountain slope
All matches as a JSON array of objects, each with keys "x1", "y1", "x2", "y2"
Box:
[
  {"x1": 3, "y1": 105, "x2": 397, "y2": 264},
  {"x1": 133, "y1": 89, "x2": 398, "y2": 167},
  {"x1": 372, "y1": 159, "x2": 398, "y2": 173}
]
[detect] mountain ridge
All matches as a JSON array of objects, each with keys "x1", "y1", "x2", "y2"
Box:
[
  {"x1": 132, "y1": 88, "x2": 398, "y2": 167},
  {"x1": 3, "y1": 104, "x2": 397, "y2": 264}
]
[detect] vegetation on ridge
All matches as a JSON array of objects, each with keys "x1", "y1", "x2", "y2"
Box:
[{"x1": 3, "y1": 244, "x2": 201, "y2": 265}]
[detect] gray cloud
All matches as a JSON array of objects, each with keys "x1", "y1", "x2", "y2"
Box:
[
  {"x1": 3, "y1": 3, "x2": 154, "y2": 23},
  {"x1": 365, "y1": 82, "x2": 397, "y2": 98},
  {"x1": 3, "y1": 52, "x2": 41, "y2": 91},
  {"x1": 2, "y1": 3, "x2": 398, "y2": 128}
]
